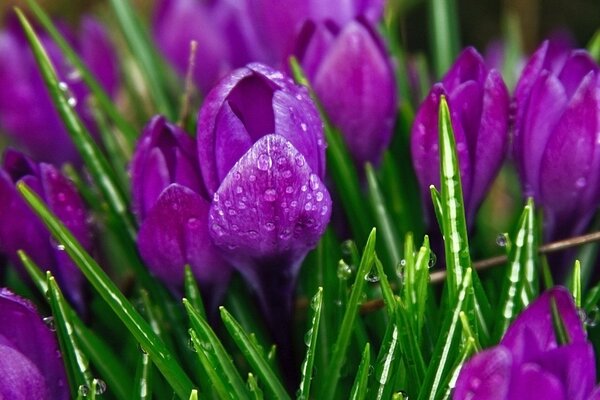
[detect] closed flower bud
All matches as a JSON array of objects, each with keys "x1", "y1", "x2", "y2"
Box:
[
  {"x1": 454, "y1": 287, "x2": 600, "y2": 400},
  {"x1": 198, "y1": 63, "x2": 332, "y2": 341},
  {"x1": 0, "y1": 288, "x2": 69, "y2": 400},
  {"x1": 295, "y1": 17, "x2": 397, "y2": 166},
  {"x1": 131, "y1": 117, "x2": 231, "y2": 305},
  {"x1": 0, "y1": 150, "x2": 90, "y2": 311},
  {"x1": 513, "y1": 40, "x2": 600, "y2": 240},
  {"x1": 0, "y1": 16, "x2": 119, "y2": 166},
  {"x1": 411, "y1": 47, "x2": 510, "y2": 224}
]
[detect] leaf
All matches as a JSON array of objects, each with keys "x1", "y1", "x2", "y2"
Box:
[
  {"x1": 403, "y1": 235, "x2": 431, "y2": 336},
  {"x1": 184, "y1": 266, "x2": 207, "y2": 320},
  {"x1": 395, "y1": 299, "x2": 427, "y2": 395},
  {"x1": 17, "y1": 182, "x2": 195, "y2": 399},
  {"x1": 220, "y1": 307, "x2": 290, "y2": 400},
  {"x1": 572, "y1": 260, "x2": 582, "y2": 309},
  {"x1": 372, "y1": 314, "x2": 402, "y2": 399},
  {"x1": 427, "y1": 0, "x2": 460, "y2": 77},
  {"x1": 183, "y1": 300, "x2": 249, "y2": 400},
  {"x1": 297, "y1": 287, "x2": 323, "y2": 400},
  {"x1": 133, "y1": 352, "x2": 153, "y2": 400},
  {"x1": 318, "y1": 229, "x2": 377, "y2": 400},
  {"x1": 349, "y1": 343, "x2": 371, "y2": 400},
  {"x1": 247, "y1": 373, "x2": 264, "y2": 400},
  {"x1": 373, "y1": 255, "x2": 397, "y2": 318}
]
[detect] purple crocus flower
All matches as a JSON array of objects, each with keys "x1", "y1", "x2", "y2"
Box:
[
  {"x1": 0, "y1": 288, "x2": 69, "y2": 400},
  {"x1": 0, "y1": 16, "x2": 119, "y2": 166},
  {"x1": 0, "y1": 150, "x2": 90, "y2": 311},
  {"x1": 513, "y1": 40, "x2": 600, "y2": 241},
  {"x1": 197, "y1": 63, "x2": 331, "y2": 331},
  {"x1": 454, "y1": 287, "x2": 600, "y2": 400},
  {"x1": 411, "y1": 47, "x2": 510, "y2": 224},
  {"x1": 131, "y1": 116, "x2": 232, "y2": 305},
  {"x1": 294, "y1": 17, "x2": 397, "y2": 166}
]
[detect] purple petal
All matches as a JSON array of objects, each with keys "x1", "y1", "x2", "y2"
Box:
[
  {"x1": 137, "y1": 184, "x2": 231, "y2": 292},
  {"x1": 539, "y1": 72, "x2": 599, "y2": 238},
  {"x1": 443, "y1": 47, "x2": 487, "y2": 90},
  {"x1": 208, "y1": 134, "x2": 331, "y2": 275},
  {"x1": 501, "y1": 287, "x2": 586, "y2": 364},
  {"x1": 0, "y1": 289, "x2": 68, "y2": 399},
  {"x1": 0, "y1": 343, "x2": 50, "y2": 400},
  {"x1": 312, "y1": 19, "x2": 396, "y2": 165},
  {"x1": 469, "y1": 69, "x2": 509, "y2": 215},
  {"x1": 214, "y1": 101, "x2": 254, "y2": 182},
  {"x1": 557, "y1": 51, "x2": 599, "y2": 100},
  {"x1": 511, "y1": 363, "x2": 566, "y2": 400},
  {"x1": 453, "y1": 347, "x2": 512, "y2": 400},
  {"x1": 294, "y1": 20, "x2": 336, "y2": 81}
]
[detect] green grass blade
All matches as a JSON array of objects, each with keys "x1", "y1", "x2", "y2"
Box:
[
  {"x1": 189, "y1": 389, "x2": 199, "y2": 400},
  {"x1": 428, "y1": 0, "x2": 460, "y2": 77},
  {"x1": 366, "y1": 163, "x2": 402, "y2": 282},
  {"x1": 319, "y1": 229, "x2": 377, "y2": 400},
  {"x1": 572, "y1": 260, "x2": 582, "y2": 309},
  {"x1": 297, "y1": 287, "x2": 323, "y2": 400},
  {"x1": 17, "y1": 182, "x2": 195, "y2": 399},
  {"x1": 133, "y1": 352, "x2": 154, "y2": 400},
  {"x1": 247, "y1": 373, "x2": 264, "y2": 400},
  {"x1": 372, "y1": 315, "x2": 402, "y2": 399},
  {"x1": 493, "y1": 201, "x2": 536, "y2": 340},
  {"x1": 220, "y1": 307, "x2": 290, "y2": 400},
  {"x1": 403, "y1": 235, "x2": 431, "y2": 336},
  {"x1": 183, "y1": 300, "x2": 250, "y2": 399},
  {"x1": 47, "y1": 274, "x2": 93, "y2": 397},
  {"x1": 588, "y1": 29, "x2": 600, "y2": 63},
  {"x1": 373, "y1": 255, "x2": 397, "y2": 317},
  {"x1": 106, "y1": 0, "x2": 175, "y2": 118},
  {"x1": 395, "y1": 299, "x2": 427, "y2": 397},
  {"x1": 184, "y1": 266, "x2": 207, "y2": 320},
  {"x1": 350, "y1": 343, "x2": 371, "y2": 400},
  {"x1": 418, "y1": 268, "x2": 473, "y2": 400},
  {"x1": 25, "y1": 0, "x2": 139, "y2": 144},
  {"x1": 15, "y1": 9, "x2": 137, "y2": 240}
]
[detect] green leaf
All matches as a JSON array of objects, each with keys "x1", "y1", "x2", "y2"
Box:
[
  {"x1": 418, "y1": 268, "x2": 473, "y2": 400},
  {"x1": 220, "y1": 307, "x2": 291, "y2": 400},
  {"x1": 428, "y1": 0, "x2": 460, "y2": 77},
  {"x1": 247, "y1": 373, "x2": 264, "y2": 400},
  {"x1": 319, "y1": 229, "x2": 377, "y2": 400},
  {"x1": 47, "y1": 274, "x2": 93, "y2": 396},
  {"x1": 395, "y1": 299, "x2": 426, "y2": 396},
  {"x1": 133, "y1": 352, "x2": 153, "y2": 400},
  {"x1": 493, "y1": 199, "x2": 536, "y2": 340},
  {"x1": 572, "y1": 260, "x2": 582, "y2": 309},
  {"x1": 17, "y1": 182, "x2": 195, "y2": 399},
  {"x1": 297, "y1": 287, "x2": 323, "y2": 400},
  {"x1": 403, "y1": 235, "x2": 431, "y2": 336},
  {"x1": 106, "y1": 0, "x2": 176, "y2": 118},
  {"x1": 349, "y1": 343, "x2": 371, "y2": 400},
  {"x1": 25, "y1": 0, "x2": 138, "y2": 144},
  {"x1": 15, "y1": 9, "x2": 137, "y2": 241},
  {"x1": 184, "y1": 266, "x2": 207, "y2": 320},
  {"x1": 373, "y1": 255, "x2": 397, "y2": 318},
  {"x1": 183, "y1": 300, "x2": 250, "y2": 400},
  {"x1": 372, "y1": 314, "x2": 402, "y2": 399},
  {"x1": 587, "y1": 28, "x2": 600, "y2": 63}
]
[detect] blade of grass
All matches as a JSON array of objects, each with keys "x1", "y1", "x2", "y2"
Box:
[
  {"x1": 17, "y1": 182, "x2": 195, "y2": 399},
  {"x1": 428, "y1": 0, "x2": 460, "y2": 77},
  {"x1": 220, "y1": 307, "x2": 290, "y2": 400},
  {"x1": 349, "y1": 343, "x2": 371, "y2": 400},
  {"x1": 373, "y1": 256, "x2": 397, "y2": 317},
  {"x1": 133, "y1": 352, "x2": 153, "y2": 400},
  {"x1": 184, "y1": 266, "x2": 206, "y2": 319},
  {"x1": 372, "y1": 316, "x2": 402, "y2": 399},
  {"x1": 319, "y1": 229, "x2": 377, "y2": 400},
  {"x1": 572, "y1": 260, "x2": 582, "y2": 309},
  {"x1": 395, "y1": 299, "x2": 427, "y2": 396},
  {"x1": 297, "y1": 287, "x2": 323, "y2": 400},
  {"x1": 247, "y1": 373, "x2": 264, "y2": 400}
]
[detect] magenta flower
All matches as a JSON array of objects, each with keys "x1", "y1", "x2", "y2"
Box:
[
  {"x1": 0, "y1": 16, "x2": 119, "y2": 166},
  {"x1": 131, "y1": 116, "x2": 232, "y2": 305},
  {"x1": 411, "y1": 47, "x2": 510, "y2": 224},
  {"x1": 454, "y1": 287, "x2": 600, "y2": 400},
  {"x1": 295, "y1": 17, "x2": 397, "y2": 166},
  {"x1": 0, "y1": 150, "x2": 90, "y2": 311},
  {"x1": 198, "y1": 63, "x2": 332, "y2": 329},
  {"x1": 0, "y1": 288, "x2": 68, "y2": 400},
  {"x1": 513, "y1": 40, "x2": 600, "y2": 240}
]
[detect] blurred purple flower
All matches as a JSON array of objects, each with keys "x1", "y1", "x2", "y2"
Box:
[
  {"x1": 0, "y1": 16, "x2": 119, "y2": 166},
  {"x1": 198, "y1": 63, "x2": 331, "y2": 329},
  {"x1": 411, "y1": 47, "x2": 510, "y2": 224},
  {"x1": 454, "y1": 287, "x2": 600, "y2": 400},
  {"x1": 0, "y1": 288, "x2": 68, "y2": 400},
  {"x1": 0, "y1": 150, "x2": 90, "y2": 311},
  {"x1": 513, "y1": 40, "x2": 600, "y2": 241},
  {"x1": 131, "y1": 116, "x2": 231, "y2": 305},
  {"x1": 295, "y1": 17, "x2": 397, "y2": 166}
]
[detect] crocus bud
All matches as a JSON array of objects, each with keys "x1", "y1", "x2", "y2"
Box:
[
  {"x1": 454, "y1": 287, "x2": 600, "y2": 400},
  {"x1": 0, "y1": 150, "x2": 90, "y2": 311},
  {"x1": 513, "y1": 41, "x2": 600, "y2": 240},
  {"x1": 131, "y1": 117, "x2": 231, "y2": 305},
  {"x1": 0, "y1": 288, "x2": 69, "y2": 400},
  {"x1": 198, "y1": 63, "x2": 331, "y2": 339},
  {"x1": 295, "y1": 18, "x2": 397, "y2": 166},
  {"x1": 0, "y1": 16, "x2": 119, "y2": 165},
  {"x1": 411, "y1": 47, "x2": 510, "y2": 224}
]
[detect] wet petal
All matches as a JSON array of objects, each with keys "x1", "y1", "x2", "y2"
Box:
[{"x1": 453, "y1": 347, "x2": 512, "y2": 400}]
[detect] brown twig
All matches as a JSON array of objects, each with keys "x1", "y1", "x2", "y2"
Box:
[{"x1": 177, "y1": 40, "x2": 198, "y2": 126}]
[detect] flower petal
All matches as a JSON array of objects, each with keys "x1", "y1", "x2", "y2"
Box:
[{"x1": 453, "y1": 347, "x2": 512, "y2": 400}]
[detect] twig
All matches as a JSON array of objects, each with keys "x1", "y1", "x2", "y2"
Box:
[{"x1": 177, "y1": 40, "x2": 198, "y2": 126}]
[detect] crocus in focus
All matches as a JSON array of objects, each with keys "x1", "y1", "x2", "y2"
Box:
[
  {"x1": 295, "y1": 17, "x2": 397, "y2": 166},
  {"x1": 131, "y1": 116, "x2": 232, "y2": 305},
  {"x1": 0, "y1": 17, "x2": 119, "y2": 166},
  {"x1": 513, "y1": 40, "x2": 600, "y2": 240},
  {"x1": 411, "y1": 47, "x2": 510, "y2": 224},
  {"x1": 0, "y1": 150, "x2": 90, "y2": 311},
  {"x1": 454, "y1": 287, "x2": 600, "y2": 400},
  {"x1": 198, "y1": 63, "x2": 332, "y2": 331},
  {"x1": 0, "y1": 288, "x2": 69, "y2": 400}
]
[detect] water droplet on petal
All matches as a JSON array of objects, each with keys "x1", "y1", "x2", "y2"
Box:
[
  {"x1": 285, "y1": 186, "x2": 294, "y2": 194},
  {"x1": 282, "y1": 170, "x2": 292, "y2": 178},
  {"x1": 295, "y1": 154, "x2": 305, "y2": 166},
  {"x1": 257, "y1": 153, "x2": 272, "y2": 171},
  {"x1": 304, "y1": 202, "x2": 312, "y2": 211},
  {"x1": 300, "y1": 122, "x2": 308, "y2": 131},
  {"x1": 496, "y1": 233, "x2": 508, "y2": 247},
  {"x1": 236, "y1": 186, "x2": 243, "y2": 194},
  {"x1": 264, "y1": 188, "x2": 277, "y2": 202},
  {"x1": 249, "y1": 174, "x2": 257, "y2": 182},
  {"x1": 264, "y1": 222, "x2": 275, "y2": 231},
  {"x1": 576, "y1": 177, "x2": 587, "y2": 188},
  {"x1": 316, "y1": 192, "x2": 324, "y2": 202},
  {"x1": 187, "y1": 218, "x2": 199, "y2": 228}
]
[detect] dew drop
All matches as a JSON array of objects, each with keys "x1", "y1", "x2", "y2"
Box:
[
  {"x1": 304, "y1": 202, "x2": 312, "y2": 211},
  {"x1": 290, "y1": 201, "x2": 298, "y2": 207},
  {"x1": 576, "y1": 177, "x2": 587, "y2": 188},
  {"x1": 257, "y1": 153, "x2": 272, "y2": 171},
  {"x1": 316, "y1": 192, "x2": 324, "y2": 202},
  {"x1": 236, "y1": 186, "x2": 243, "y2": 194},
  {"x1": 94, "y1": 379, "x2": 107, "y2": 395},
  {"x1": 295, "y1": 154, "x2": 305, "y2": 167},
  {"x1": 238, "y1": 201, "x2": 247, "y2": 210},
  {"x1": 66, "y1": 68, "x2": 82, "y2": 82},
  {"x1": 285, "y1": 186, "x2": 294, "y2": 194},
  {"x1": 309, "y1": 174, "x2": 320, "y2": 190},
  {"x1": 213, "y1": 193, "x2": 220, "y2": 202},
  {"x1": 249, "y1": 174, "x2": 257, "y2": 182},
  {"x1": 300, "y1": 122, "x2": 308, "y2": 131},
  {"x1": 43, "y1": 316, "x2": 56, "y2": 331},
  {"x1": 428, "y1": 252, "x2": 437, "y2": 268},
  {"x1": 56, "y1": 244, "x2": 66, "y2": 251},
  {"x1": 304, "y1": 328, "x2": 313, "y2": 345},
  {"x1": 364, "y1": 268, "x2": 380, "y2": 283},
  {"x1": 58, "y1": 82, "x2": 77, "y2": 107},
  {"x1": 584, "y1": 306, "x2": 600, "y2": 327},
  {"x1": 57, "y1": 192, "x2": 67, "y2": 202},
  {"x1": 337, "y1": 260, "x2": 352, "y2": 280},
  {"x1": 247, "y1": 230, "x2": 258, "y2": 239},
  {"x1": 264, "y1": 222, "x2": 275, "y2": 231},
  {"x1": 279, "y1": 229, "x2": 292, "y2": 240},
  {"x1": 320, "y1": 205, "x2": 328, "y2": 215},
  {"x1": 264, "y1": 188, "x2": 277, "y2": 202},
  {"x1": 496, "y1": 233, "x2": 508, "y2": 247},
  {"x1": 234, "y1": 172, "x2": 241, "y2": 180},
  {"x1": 277, "y1": 156, "x2": 287, "y2": 165},
  {"x1": 228, "y1": 209, "x2": 237, "y2": 216},
  {"x1": 310, "y1": 293, "x2": 320, "y2": 310},
  {"x1": 282, "y1": 169, "x2": 292, "y2": 178},
  {"x1": 187, "y1": 218, "x2": 199, "y2": 229},
  {"x1": 79, "y1": 385, "x2": 89, "y2": 397}
]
